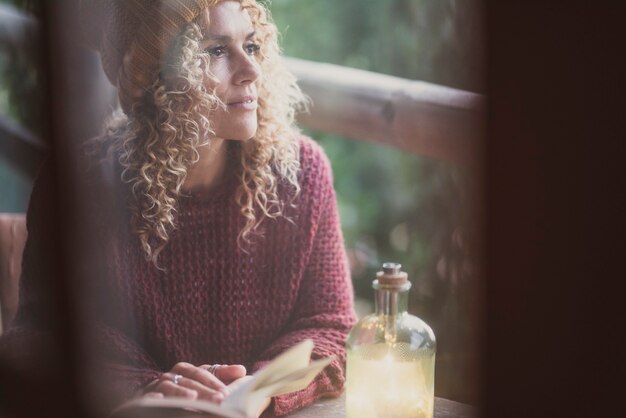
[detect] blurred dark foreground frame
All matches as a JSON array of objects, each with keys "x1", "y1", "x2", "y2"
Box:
[
  {"x1": 0, "y1": 0, "x2": 107, "y2": 416},
  {"x1": 1, "y1": 1, "x2": 625, "y2": 418}
]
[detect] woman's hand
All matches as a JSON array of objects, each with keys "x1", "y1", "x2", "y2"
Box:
[{"x1": 142, "y1": 363, "x2": 247, "y2": 403}]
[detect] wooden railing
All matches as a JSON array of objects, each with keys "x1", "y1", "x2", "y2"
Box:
[{"x1": 286, "y1": 57, "x2": 484, "y2": 163}]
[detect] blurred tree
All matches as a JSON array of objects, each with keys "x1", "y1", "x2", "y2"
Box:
[
  {"x1": 0, "y1": 0, "x2": 43, "y2": 212},
  {"x1": 268, "y1": 0, "x2": 482, "y2": 404}
]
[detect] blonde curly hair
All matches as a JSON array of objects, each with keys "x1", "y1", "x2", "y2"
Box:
[{"x1": 90, "y1": 0, "x2": 307, "y2": 264}]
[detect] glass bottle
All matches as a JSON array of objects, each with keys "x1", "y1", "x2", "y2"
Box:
[{"x1": 346, "y1": 263, "x2": 436, "y2": 418}]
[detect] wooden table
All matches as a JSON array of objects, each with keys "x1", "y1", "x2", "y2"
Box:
[
  {"x1": 286, "y1": 393, "x2": 476, "y2": 418},
  {"x1": 113, "y1": 394, "x2": 475, "y2": 418}
]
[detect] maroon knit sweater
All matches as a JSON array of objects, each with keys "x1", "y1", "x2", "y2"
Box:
[{"x1": 2, "y1": 136, "x2": 357, "y2": 416}]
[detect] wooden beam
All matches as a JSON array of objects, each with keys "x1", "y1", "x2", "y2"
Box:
[{"x1": 285, "y1": 57, "x2": 485, "y2": 163}]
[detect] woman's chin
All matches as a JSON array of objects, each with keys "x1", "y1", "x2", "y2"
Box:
[
  {"x1": 231, "y1": 129, "x2": 258, "y2": 142},
  {"x1": 219, "y1": 122, "x2": 258, "y2": 142}
]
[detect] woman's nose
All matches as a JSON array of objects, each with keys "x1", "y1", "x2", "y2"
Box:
[{"x1": 233, "y1": 52, "x2": 260, "y2": 86}]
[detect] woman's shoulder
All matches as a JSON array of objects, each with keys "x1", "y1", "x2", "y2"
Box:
[{"x1": 296, "y1": 135, "x2": 333, "y2": 187}]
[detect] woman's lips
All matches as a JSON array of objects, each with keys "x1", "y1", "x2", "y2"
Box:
[{"x1": 227, "y1": 97, "x2": 257, "y2": 110}]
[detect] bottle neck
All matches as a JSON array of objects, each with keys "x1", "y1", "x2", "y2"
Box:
[{"x1": 374, "y1": 285, "x2": 409, "y2": 316}]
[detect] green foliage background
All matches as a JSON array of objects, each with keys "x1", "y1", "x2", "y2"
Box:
[
  {"x1": 266, "y1": 0, "x2": 483, "y2": 403},
  {"x1": 0, "y1": 0, "x2": 41, "y2": 211},
  {"x1": 0, "y1": 0, "x2": 482, "y2": 403}
]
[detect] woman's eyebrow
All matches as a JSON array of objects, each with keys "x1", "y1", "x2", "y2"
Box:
[{"x1": 203, "y1": 31, "x2": 256, "y2": 42}]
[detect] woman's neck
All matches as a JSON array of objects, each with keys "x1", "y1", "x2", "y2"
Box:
[{"x1": 182, "y1": 138, "x2": 228, "y2": 193}]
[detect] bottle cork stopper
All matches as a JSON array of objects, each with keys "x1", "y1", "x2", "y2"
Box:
[{"x1": 376, "y1": 262, "x2": 408, "y2": 286}]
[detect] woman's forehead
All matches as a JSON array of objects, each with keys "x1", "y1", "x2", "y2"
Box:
[{"x1": 196, "y1": 1, "x2": 254, "y2": 36}]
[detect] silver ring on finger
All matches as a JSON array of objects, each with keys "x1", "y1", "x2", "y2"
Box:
[
  {"x1": 206, "y1": 364, "x2": 220, "y2": 375},
  {"x1": 172, "y1": 374, "x2": 183, "y2": 385}
]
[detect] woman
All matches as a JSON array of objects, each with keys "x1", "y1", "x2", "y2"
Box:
[{"x1": 3, "y1": 0, "x2": 356, "y2": 416}]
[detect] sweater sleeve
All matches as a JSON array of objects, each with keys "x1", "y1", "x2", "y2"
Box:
[
  {"x1": 0, "y1": 159, "x2": 161, "y2": 407},
  {"x1": 89, "y1": 324, "x2": 161, "y2": 407},
  {"x1": 252, "y1": 141, "x2": 357, "y2": 416}
]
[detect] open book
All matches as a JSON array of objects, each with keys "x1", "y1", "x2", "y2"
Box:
[{"x1": 112, "y1": 340, "x2": 333, "y2": 418}]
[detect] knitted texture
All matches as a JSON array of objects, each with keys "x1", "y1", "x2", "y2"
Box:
[
  {"x1": 79, "y1": 0, "x2": 216, "y2": 112},
  {"x1": 1, "y1": 136, "x2": 357, "y2": 417}
]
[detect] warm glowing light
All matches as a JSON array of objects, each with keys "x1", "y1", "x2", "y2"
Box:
[{"x1": 346, "y1": 343, "x2": 434, "y2": 418}]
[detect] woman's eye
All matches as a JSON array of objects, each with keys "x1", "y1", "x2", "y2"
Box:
[
  {"x1": 245, "y1": 43, "x2": 261, "y2": 55},
  {"x1": 207, "y1": 46, "x2": 226, "y2": 57}
]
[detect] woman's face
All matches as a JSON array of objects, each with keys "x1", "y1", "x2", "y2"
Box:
[{"x1": 198, "y1": 1, "x2": 261, "y2": 141}]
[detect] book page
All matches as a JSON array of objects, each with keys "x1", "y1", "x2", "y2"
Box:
[
  {"x1": 222, "y1": 356, "x2": 333, "y2": 417},
  {"x1": 222, "y1": 340, "x2": 332, "y2": 417},
  {"x1": 228, "y1": 339, "x2": 315, "y2": 398}
]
